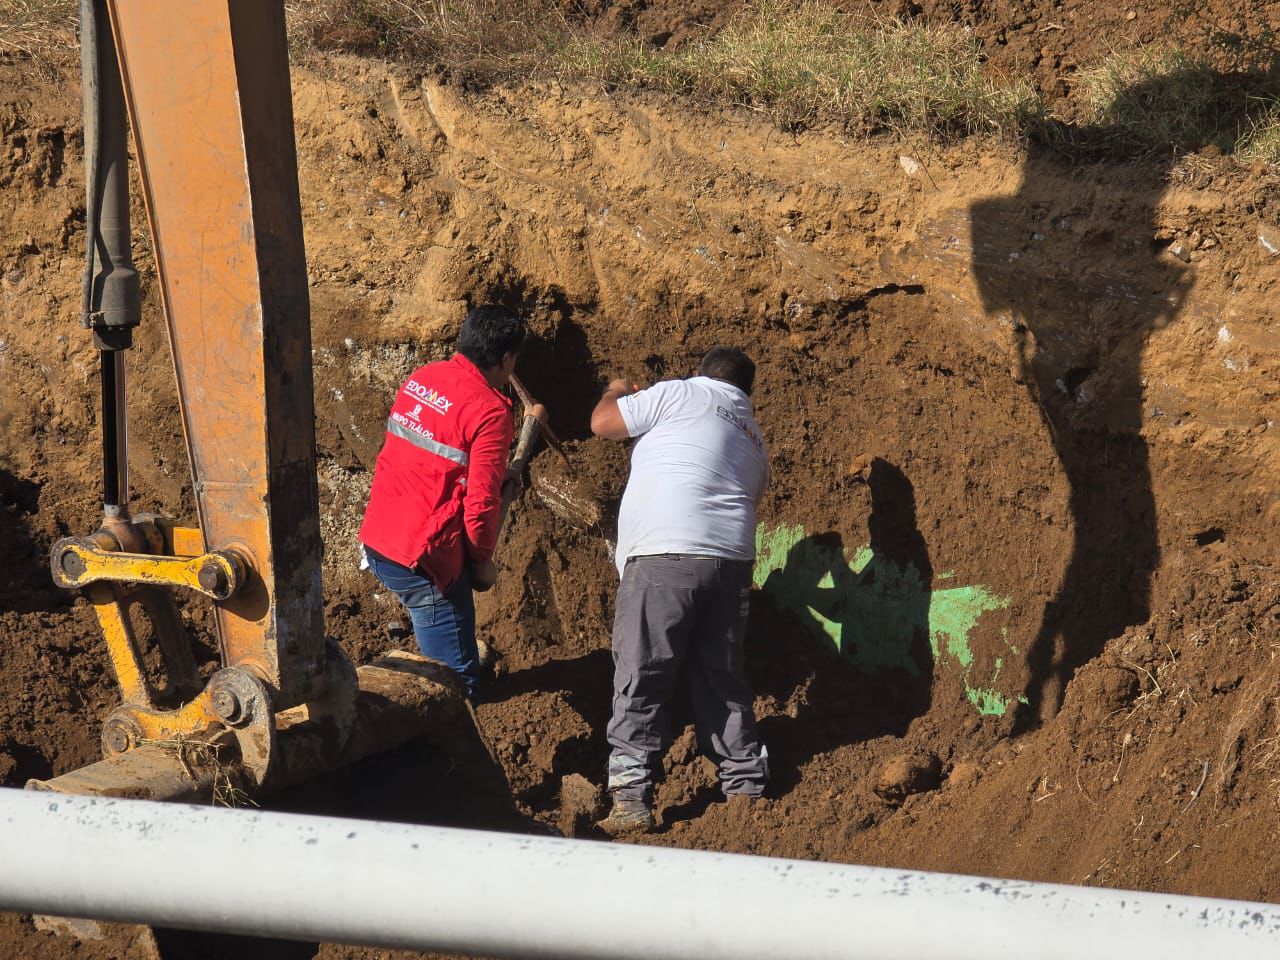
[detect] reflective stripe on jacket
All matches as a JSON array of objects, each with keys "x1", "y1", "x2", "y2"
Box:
[{"x1": 359, "y1": 353, "x2": 514, "y2": 592}]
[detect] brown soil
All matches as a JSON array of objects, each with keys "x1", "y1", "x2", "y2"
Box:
[{"x1": 4, "y1": 2, "x2": 1280, "y2": 957}]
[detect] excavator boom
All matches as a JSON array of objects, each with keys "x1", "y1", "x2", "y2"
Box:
[{"x1": 34, "y1": 0, "x2": 471, "y2": 803}]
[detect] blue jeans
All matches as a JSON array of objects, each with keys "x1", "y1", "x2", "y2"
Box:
[{"x1": 365, "y1": 549, "x2": 480, "y2": 701}]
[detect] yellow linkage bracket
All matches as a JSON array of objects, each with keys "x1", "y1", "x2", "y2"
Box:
[
  {"x1": 50, "y1": 536, "x2": 246, "y2": 600},
  {"x1": 49, "y1": 521, "x2": 275, "y2": 783}
]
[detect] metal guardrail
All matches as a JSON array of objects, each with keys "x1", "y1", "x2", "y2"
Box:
[{"x1": 1, "y1": 787, "x2": 1278, "y2": 958}]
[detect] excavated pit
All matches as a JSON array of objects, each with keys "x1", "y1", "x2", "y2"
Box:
[{"x1": 5, "y1": 4, "x2": 1280, "y2": 956}]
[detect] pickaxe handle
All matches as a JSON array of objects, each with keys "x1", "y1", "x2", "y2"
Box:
[
  {"x1": 497, "y1": 403, "x2": 547, "y2": 532},
  {"x1": 509, "y1": 373, "x2": 568, "y2": 463},
  {"x1": 474, "y1": 404, "x2": 547, "y2": 594}
]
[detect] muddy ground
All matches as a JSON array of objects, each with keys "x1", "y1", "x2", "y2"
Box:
[{"x1": 4, "y1": 1, "x2": 1280, "y2": 957}]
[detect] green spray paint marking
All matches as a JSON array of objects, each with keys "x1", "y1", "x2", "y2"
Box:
[{"x1": 754, "y1": 524, "x2": 1020, "y2": 716}]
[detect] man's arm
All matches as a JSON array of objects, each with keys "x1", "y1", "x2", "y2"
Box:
[
  {"x1": 462, "y1": 407, "x2": 516, "y2": 587},
  {"x1": 590, "y1": 378, "x2": 639, "y2": 440}
]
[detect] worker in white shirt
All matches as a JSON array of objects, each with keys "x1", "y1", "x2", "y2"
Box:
[{"x1": 590, "y1": 346, "x2": 771, "y2": 834}]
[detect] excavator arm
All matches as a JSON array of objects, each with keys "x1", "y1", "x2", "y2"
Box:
[
  {"x1": 102, "y1": 0, "x2": 329, "y2": 710},
  {"x1": 35, "y1": 0, "x2": 468, "y2": 800}
]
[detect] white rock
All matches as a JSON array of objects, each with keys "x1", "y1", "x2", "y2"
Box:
[{"x1": 898, "y1": 154, "x2": 924, "y2": 178}]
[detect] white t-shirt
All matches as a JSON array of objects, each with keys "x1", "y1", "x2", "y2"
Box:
[{"x1": 614, "y1": 376, "x2": 769, "y2": 575}]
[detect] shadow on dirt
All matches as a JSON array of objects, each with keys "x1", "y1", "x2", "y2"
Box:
[
  {"x1": 751, "y1": 459, "x2": 934, "y2": 795},
  {"x1": 487, "y1": 648, "x2": 614, "y2": 739},
  {"x1": 485, "y1": 281, "x2": 604, "y2": 442},
  {"x1": 0, "y1": 470, "x2": 68, "y2": 616},
  {"x1": 151, "y1": 928, "x2": 319, "y2": 960},
  {"x1": 1, "y1": 740, "x2": 53, "y2": 783},
  {"x1": 657, "y1": 780, "x2": 721, "y2": 828},
  {"x1": 272, "y1": 728, "x2": 534, "y2": 834},
  {"x1": 970, "y1": 65, "x2": 1280, "y2": 730}
]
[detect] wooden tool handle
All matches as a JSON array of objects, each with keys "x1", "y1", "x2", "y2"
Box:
[
  {"x1": 509, "y1": 373, "x2": 568, "y2": 462},
  {"x1": 497, "y1": 408, "x2": 546, "y2": 532}
]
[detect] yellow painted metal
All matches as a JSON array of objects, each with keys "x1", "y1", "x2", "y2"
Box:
[
  {"x1": 88, "y1": 582, "x2": 149, "y2": 707},
  {"x1": 61, "y1": 543, "x2": 238, "y2": 597},
  {"x1": 85, "y1": 579, "x2": 201, "y2": 712},
  {"x1": 57, "y1": 541, "x2": 243, "y2": 599},
  {"x1": 118, "y1": 695, "x2": 222, "y2": 751}
]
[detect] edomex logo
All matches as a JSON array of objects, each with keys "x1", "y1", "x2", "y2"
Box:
[{"x1": 405, "y1": 379, "x2": 453, "y2": 414}]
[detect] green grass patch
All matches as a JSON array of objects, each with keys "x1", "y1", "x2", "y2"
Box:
[{"x1": 559, "y1": 2, "x2": 1041, "y2": 137}]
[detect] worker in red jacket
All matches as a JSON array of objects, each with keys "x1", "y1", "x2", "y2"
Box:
[{"x1": 359, "y1": 305, "x2": 524, "y2": 699}]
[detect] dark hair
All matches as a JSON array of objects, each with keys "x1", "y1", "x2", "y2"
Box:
[
  {"x1": 457, "y1": 305, "x2": 525, "y2": 368},
  {"x1": 699, "y1": 346, "x2": 755, "y2": 394}
]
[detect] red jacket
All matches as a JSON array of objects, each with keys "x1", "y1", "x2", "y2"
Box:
[{"x1": 359, "y1": 354, "x2": 514, "y2": 592}]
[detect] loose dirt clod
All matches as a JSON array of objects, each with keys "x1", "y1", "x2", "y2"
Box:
[
  {"x1": 874, "y1": 752, "x2": 943, "y2": 805},
  {"x1": 557, "y1": 772, "x2": 605, "y2": 837},
  {"x1": 530, "y1": 455, "x2": 604, "y2": 530}
]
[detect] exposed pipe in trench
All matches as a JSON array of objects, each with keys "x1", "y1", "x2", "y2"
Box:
[{"x1": 1, "y1": 788, "x2": 1278, "y2": 959}]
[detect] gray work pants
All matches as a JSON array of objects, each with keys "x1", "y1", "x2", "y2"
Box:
[{"x1": 606, "y1": 555, "x2": 769, "y2": 803}]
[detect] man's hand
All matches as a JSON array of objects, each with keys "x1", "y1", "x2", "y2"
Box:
[
  {"x1": 472, "y1": 557, "x2": 498, "y2": 592},
  {"x1": 591, "y1": 377, "x2": 641, "y2": 440},
  {"x1": 501, "y1": 465, "x2": 524, "y2": 499}
]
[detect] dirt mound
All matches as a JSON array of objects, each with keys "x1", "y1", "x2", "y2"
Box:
[{"x1": 3, "y1": 2, "x2": 1280, "y2": 957}]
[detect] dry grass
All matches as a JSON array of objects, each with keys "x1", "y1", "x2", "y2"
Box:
[
  {"x1": 286, "y1": 0, "x2": 570, "y2": 79},
  {"x1": 287, "y1": 0, "x2": 1039, "y2": 138},
  {"x1": 1238, "y1": 101, "x2": 1280, "y2": 165},
  {"x1": 141, "y1": 734, "x2": 259, "y2": 808},
  {"x1": 1078, "y1": 44, "x2": 1280, "y2": 160},
  {"x1": 0, "y1": 0, "x2": 76, "y2": 70},
  {"x1": 561, "y1": 2, "x2": 1040, "y2": 137},
  {"x1": 7, "y1": 1, "x2": 1275, "y2": 159},
  {"x1": 1078, "y1": 46, "x2": 1231, "y2": 151}
]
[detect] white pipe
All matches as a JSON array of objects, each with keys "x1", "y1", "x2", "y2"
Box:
[{"x1": 1, "y1": 787, "x2": 1277, "y2": 959}]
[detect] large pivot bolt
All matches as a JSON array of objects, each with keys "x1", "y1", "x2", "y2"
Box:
[
  {"x1": 49, "y1": 538, "x2": 92, "y2": 588},
  {"x1": 197, "y1": 560, "x2": 229, "y2": 599},
  {"x1": 206, "y1": 667, "x2": 275, "y2": 786},
  {"x1": 101, "y1": 715, "x2": 142, "y2": 757},
  {"x1": 211, "y1": 686, "x2": 243, "y2": 725},
  {"x1": 60, "y1": 551, "x2": 87, "y2": 579},
  {"x1": 209, "y1": 670, "x2": 258, "y2": 727}
]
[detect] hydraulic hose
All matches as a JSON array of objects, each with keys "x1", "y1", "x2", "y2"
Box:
[
  {"x1": 80, "y1": 0, "x2": 137, "y2": 513},
  {"x1": 79, "y1": 0, "x2": 99, "y2": 331}
]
